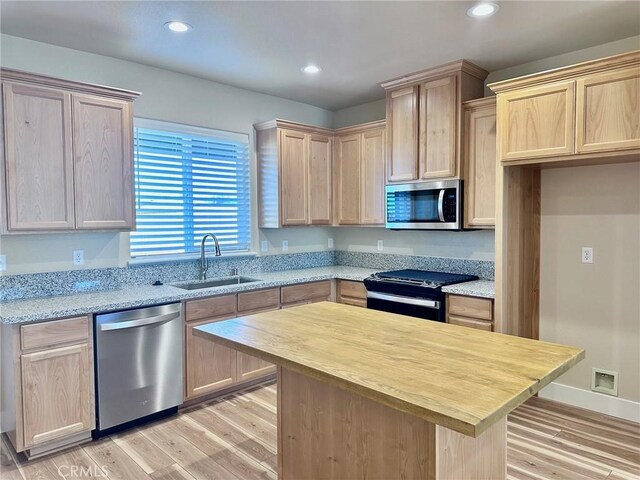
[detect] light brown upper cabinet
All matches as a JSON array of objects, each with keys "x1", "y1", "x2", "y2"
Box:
[
  {"x1": 256, "y1": 120, "x2": 333, "y2": 227},
  {"x1": 73, "y1": 95, "x2": 134, "y2": 229},
  {"x1": 576, "y1": 67, "x2": 640, "y2": 153},
  {"x1": 2, "y1": 83, "x2": 75, "y2": 231},
  {"x1": 463, "y1": 97, "x2": 497, "y2": 229},
  {"x1": 497, "y1": 81, "x2": 576, "y2": 161},
  {"x1": 1, "y1": 68, "x2": 139, "y2": 233},
  {"x1": 489, "y1": 51, "x2": 640, "y2": 165},
  {"x1": 381, "y1": 60, "x2": 488, "y2": 184},
  {"x1": 334, "y1": 121, "x2": 386, "y2": 225},
  {"x1": 387, "y1": 86, "x2": 419, "y2": 182}
]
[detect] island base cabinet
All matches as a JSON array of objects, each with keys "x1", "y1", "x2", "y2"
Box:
[{"x1": 277, "y1": 367, "x2": 507, "y2": 480}]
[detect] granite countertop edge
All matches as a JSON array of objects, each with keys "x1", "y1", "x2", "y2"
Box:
[{"x1": 1, "y1": 267, "x2": 495, "y2": 324}]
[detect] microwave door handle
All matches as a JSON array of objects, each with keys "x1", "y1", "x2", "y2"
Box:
[{"x1": 437, "y1": 189, "x2": 445, "y2": 222}]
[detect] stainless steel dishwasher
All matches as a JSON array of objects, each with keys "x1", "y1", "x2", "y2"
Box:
[{"x1": 94, "y1": 303, "x2": 183, "y2": 436}]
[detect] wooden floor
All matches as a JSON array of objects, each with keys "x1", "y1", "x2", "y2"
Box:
[{"x1": 2, "y1": 380, "x2": 638, "y2": 480}]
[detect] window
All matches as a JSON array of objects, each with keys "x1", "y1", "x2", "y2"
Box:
[{"x1": 131, "y1": 119, "x2": 251, "y2": 257}]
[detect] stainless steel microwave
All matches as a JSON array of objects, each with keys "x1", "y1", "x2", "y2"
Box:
[{"x1": 385, "y1": 180, "x2": 462, "y2": 230}]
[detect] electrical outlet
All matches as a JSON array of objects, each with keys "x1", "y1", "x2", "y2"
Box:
[
  {"x1": 377, "y1": 240, "x2": 384, "y2": 251},
  {"x1": 73, "y1": 250, "x2": 85, "y2": 266},
  {"x1": 261, "y1": 240, "x2": 269, "y2": 253},
  {"x1": 0, "y1": 254, "x2": 6, "y2": 272},
  {"x1": 592, "y1": 368, "x2": 618, "y2": 396},
  {"x1": 328, "y1": 238, "x2": 334, "y2": 249},
  {"x1": 582, "y1": 247, "x2": 594, "y2": 264},
  {"x1": 282, "y1": 240, "x2": 289, "y2": 252}
]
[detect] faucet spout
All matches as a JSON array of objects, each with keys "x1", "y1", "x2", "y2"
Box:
[{"x1": 200, "y1": 233, "x2": 222, "y2": 280}]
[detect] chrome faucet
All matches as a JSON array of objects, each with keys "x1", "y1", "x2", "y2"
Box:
[{"x1": 200, "y1": 233, "x2": 222, "y2": 280}]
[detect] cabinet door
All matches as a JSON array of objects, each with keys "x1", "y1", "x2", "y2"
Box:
[
  {"x1": 498, "y1": 81, "x2": 575, "y2": 161},
  {"x1": 464, "y1": 102, "x2": 497, "y2": 228},
  {"x1": 387, "y1": 86, "x2": 419, "y2": 182},
  {"x1": 3, "y1": 83, "x2": 75, "y2": 231},
  {"x1": 185, "y1": 318, "x2": 237, "y2": 400},
  {"x1": 419, "y1": 75, "x2": 457, "y2": 179},
  {"x1": 360, "y1": 128, "x2": 386, "y2": 225},
  {"x1": 279, "y1": 129, "x2": 308, "y2": 225},
  {"x1": 335, "y1": 134, "x2": 361, "y2": 224},
  {"x1": 308, "y1": 134, "x2": 332, "y2": 225},
  {"x1": 21, "y1": 343, "x2": 94, "y2": 448},
  {"x1": 236, "y1": 305, "x2": 278, "y2": 383},
  {"x1": 576, "y1": 67, "x2": 640, "y2": 153},
  {"x1": 73, "y1": 95, "x2": 134, "y2": 230}
]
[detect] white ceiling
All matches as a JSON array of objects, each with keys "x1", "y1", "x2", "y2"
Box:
[{"x1": 1, "y1": 1, "x2": 639, "y2": 110}]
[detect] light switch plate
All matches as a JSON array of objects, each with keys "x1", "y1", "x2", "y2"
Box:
[
  {"x1": 261, "y1": 240, "x2": 269, "y2": 252},
  {"x1": 0, "y1": 254, "x2": 6, "y2": 272},
  {"x1": 73, "y1": 250, "x2": 85, "y2": 266},
  {"x1": 582, "y1": 247, "x2": 593, "y2": 264},
  {"x1": 282, "y1": 240, "x2": 289, "y2": 252},
  {"x1": 328, "y1": 238, "x2": 334, "y2": 249},
  {"x1": 377, "y1": 240, "x2": 384, "y2": 251}
]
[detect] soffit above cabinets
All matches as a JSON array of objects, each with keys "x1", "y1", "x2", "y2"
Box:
[{"x1": 1, "y1": 1, "x2": 639, "y2": 110}]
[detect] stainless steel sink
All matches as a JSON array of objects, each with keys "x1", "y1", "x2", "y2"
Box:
[{"x1": 173, "y1": 276, "x2": 260, "y2": 290}]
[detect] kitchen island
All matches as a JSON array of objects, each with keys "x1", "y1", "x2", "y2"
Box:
[{"x1": 195, "y1": 302, "x2": 584, "y2": 480}]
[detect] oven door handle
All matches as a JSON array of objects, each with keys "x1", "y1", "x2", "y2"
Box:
[
  {"x1": 437, "y1": 189, "x2": 445, "y2": 222},
  {"x1": 367, "y1": 291, "x2": 440, "y2": 309}
]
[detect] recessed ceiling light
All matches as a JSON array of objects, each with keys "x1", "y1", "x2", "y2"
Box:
[
  {"x1": 467, "y1": 2, "x2": 499, "y2": 18},
  {"x1": 302, "y1": 65, "x2": 321, "y2": 74},
  {"x1": 164, "y1": 21, "x2": 192, "y2": 33}
]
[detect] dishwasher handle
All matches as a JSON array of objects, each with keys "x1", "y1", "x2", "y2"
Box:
[{"x1": 99, "y1": 311, "x2": 180, "y2": 331}]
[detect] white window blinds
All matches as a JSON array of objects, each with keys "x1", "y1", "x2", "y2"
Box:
[{"x1": 131, "y1": 119, "x2": 251, "y2": 257}]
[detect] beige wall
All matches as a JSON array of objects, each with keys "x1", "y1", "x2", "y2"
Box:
[
  {"x1": 334, "y1": 228, "x2": 494, "y2": 260},
  {"x1": 539, "y1": 162, "x2": 640, "y2": 403},
  {"x1": 332, "y1": 99, "x2": 385, "y2": 129}
]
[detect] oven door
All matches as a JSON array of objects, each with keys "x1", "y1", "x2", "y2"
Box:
[
  {"x1": 366, "y1": 292, "x2": 444, "y2": 322},
  {"x1": 385, "y1": 180, "x2": 461, "y2": 230}
]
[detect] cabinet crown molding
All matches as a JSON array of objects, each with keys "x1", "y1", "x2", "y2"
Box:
[
  {"x1": 380, "y1": 59, "x2": 489, "y2": 90},
  {"x1": 334, "y1": 119, "x2": 386, "y2": 136},
  {"x1": 488, "y1": 50, "x2": 640, "y2": 94},
  {"x1": 0, "y1": 68, "x2": 141, "y2": 101},
  {"x1": 254, "y1": 118, "x2": 334, "y2": 136},
  {"x1": 462, "y1": 96, "x2": 496, "y2": 110}
]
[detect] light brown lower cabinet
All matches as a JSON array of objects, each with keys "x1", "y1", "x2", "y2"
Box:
[
  {"x1": 1, "y1": 316, "x2": 94, "y2": 458},
  {"x1": 446, "y1": 294, "x2": 494, "y2": 331},
  {"x1": 336, "y1": 280, "x2": 367, "y2": 308},
  {"x1": 185, "y1": 316, "x2": 238, "y2": 400}
]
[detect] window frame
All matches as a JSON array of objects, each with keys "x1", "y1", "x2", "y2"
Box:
[{"x1": 130, "y1": 117, "x2": 252, "y2": 259}]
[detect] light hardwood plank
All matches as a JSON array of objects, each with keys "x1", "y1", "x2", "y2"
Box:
[
  {"x1": 112, "y1": 428, "x2": 175, "y2": 474},
  {"x1": 7, "y1": 380, "x2": 639, "y2": 480},
  {"x1": 83, "y1": 438, "x2": 150, "y2": 480}
]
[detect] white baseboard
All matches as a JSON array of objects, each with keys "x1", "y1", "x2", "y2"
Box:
[{"x1": 539, "y1": 382, "x2": 640, "y2": 423}]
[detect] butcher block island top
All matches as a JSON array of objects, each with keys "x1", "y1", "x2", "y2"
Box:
[{"x1": 195, "y1": 301, "x2": 584, "y2": 438}]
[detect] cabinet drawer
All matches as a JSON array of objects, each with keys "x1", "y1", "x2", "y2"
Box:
[
  {"x1": 238, "y1": 288, "x2": 280, "y2": 314},
  {"x1": 21, "y1": 316, "x2": 89, "y2": 351},
  {"x1": 448, "y1": 315, "x2": 493, "y2": 332},
  {"x1": 447, "y1": 295, "x2": 493, "y2": 321},
  {"x1": 281, "y1": 281, "x2": 332, "y2": 305},
  {"x1": 185, "y1": 294, "x2": 237, "y2": 322},
  {"x1": 338, "y1": 280, "x2": 367, "y2": 300}
]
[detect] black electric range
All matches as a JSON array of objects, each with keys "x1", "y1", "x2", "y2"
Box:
[{"x1": 363, "y1": 269, "x2": 478, "y2": 322}]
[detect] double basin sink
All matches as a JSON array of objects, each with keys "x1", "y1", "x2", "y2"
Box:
[{"x1": 173, "y1": 276, "x2": 261, "y2": 290}]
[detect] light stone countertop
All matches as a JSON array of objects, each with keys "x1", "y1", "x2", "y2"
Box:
[
  {"x1": 441, "y1": 280, "x2": 496, "y2": 299},
  {"x1": 0, "y1": 267, "x2": 495, "y2": 324},
  {"x1": 0, "y1": 267, "x2": 377, "y2": 324}
]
